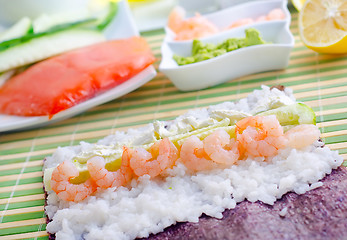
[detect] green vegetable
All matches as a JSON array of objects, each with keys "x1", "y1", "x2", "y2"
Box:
[
  {"x1": 0, "y1": 18, "x2": 97, "y2": 52},
  {"x1": 97, "y1": 2, "x2": 119, "y2": 30},
  {"x1": 0, "y1": 17, "x2": 33, "y2": 43},
  {"x1": 0, "y1": 29, "x2": 105, "y2": 72},
  {"x1": 257, "y1": 103, "x2": 316, "y2": 126},
  {"x1": 173, "y1": 28, "x2": 267, "y2": 66},
  {"x1": 0, "y1": 2, "x2": 118, "y2": 54}
]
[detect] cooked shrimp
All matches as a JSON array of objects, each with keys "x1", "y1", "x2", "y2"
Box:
[
  {"x1": 228, "y1": 18, "x2": 254, "y2": 29},
  {"x1": 168, "y1": 7, "x2": 218, "y2": 41},
  {"x1": 87, "y1": 156, "x2": 115, "y2": 188},
  {"x1": 256, "y1": 15, "x2": 267, "y2": 22},
  {"x1": 129, "y1": 138, "x2": 179, "y2": 178},
  {"x1": 203, "y1": 129, "x2": 240, "y2": 165},
  {"x1": 236, "y1": 115, "x2": 287, "y2": 158},
  {"x1": 175, "y1": 13, "x2": 219, "y2": 40},
  {"x1": 266, "y1": 8, "x2": 285, "y2": 20},
  {"x1": 87, "y1": 148, "x2": 134, "y2": 189},
  {"x1": 285, "y1": 124, "x2": 321, "y2": 149},
  {"x1": 51, "y1": 161, "x2": 96, "y2": 202},
  {"x1": 167, "y1": 6, "x2": 185, "y2": 33},
  {"x1": 179, "y1": 135, "x2": 219, "y2": 171}
]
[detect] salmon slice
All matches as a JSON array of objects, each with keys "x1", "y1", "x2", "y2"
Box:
[{"x1": 0, "y1": 36, "x2": 155, "y2": 117}]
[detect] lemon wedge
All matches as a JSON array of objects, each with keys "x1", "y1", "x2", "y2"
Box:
[{"x1": 299, "y1": 0, "x2": 347, "y2": 54}]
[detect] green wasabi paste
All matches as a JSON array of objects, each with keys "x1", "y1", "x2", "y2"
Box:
[{"x1": 173, "y1": 28, "x2": 267, "y2": 66}]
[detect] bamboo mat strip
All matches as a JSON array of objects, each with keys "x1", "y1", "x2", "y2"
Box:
[
  {"x1": 326, "y1": 142, "x2": 347, "y2": 151},
  {"x1": 0, "y1": 231, "x2": 48, "y2": 240},
  {"x1": 0, "y1": 161, "x2": 43, "y2": 171},
  {"x1": 0, "y1": 172, "x2": 43, "y2": 183},
  {"x1": 0, "y1": 9, "x2": 346, "y2": 240},
  {"x1": 0, "y1": 194, "x2": 44, "y2": 205},
  {"x1": 0, "y1": 183, "x2": 43, "y2": 194},
  {"x1": 0, "y1": 206, "x2": 44, "y2": 217},
  {"x1": 317, "y1": 119, "x2": 347, "y2": 128},
  {"x1": 0, "y1": 218, "x2": 46, "y2": 230},
  {"x1": 321, "y1": 130, "x2": 347, "y2": 138}
]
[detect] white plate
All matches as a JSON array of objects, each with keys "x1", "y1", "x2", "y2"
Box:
[
  {"x1": 0, "y1": 0, "x2": 157, "y2": 132},
  {"x1": 159, "y1": 0, "x2": 294, "y2": 91}
]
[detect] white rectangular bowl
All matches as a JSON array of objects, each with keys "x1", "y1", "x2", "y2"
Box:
[{"x1": 159, "y1": 0, "x2": 294, "y2": 91}]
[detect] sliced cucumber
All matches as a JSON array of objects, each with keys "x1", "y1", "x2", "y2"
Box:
[
  {"x1": 33, "y1": 9, "x2": 93, "y2": 33},
  {"x1": 176, "y1": 125, "x2": 236, "y2": 147},
  {"x1": 0, "y1": 18, "x2": 98, "y2": 53},
  {"x1": 169, "y1": 118, "x2": 231, "y2": 147},
  {"x1": 0, "y1": 29, "x2": 105, "y2": 72},
  {"x1": 257, "y1": 103, "x2": 316, "y2": 126},
  {"x1": 0, "y1": 17, "x2": 32, "y2": 43},
  {"x1": 43, "y1": 167, "x2": 54, "y2": 191},
  {"x1": 0, "y1": 2, "x2": 117, "y2": 58},
  {"x1": 97, "y1": 2, "x2": 119, "y2": 30}
]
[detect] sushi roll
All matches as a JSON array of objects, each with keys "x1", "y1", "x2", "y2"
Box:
[{"x1": 43, "y1": 86, "x2": 346, "y2": 240}]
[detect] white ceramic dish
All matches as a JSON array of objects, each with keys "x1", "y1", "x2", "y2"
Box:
[
  {"x1": 159, "y1": 0, "x2": 294, "y2": 91},
  {"x1": 0, "y1": 0, "x2": 156, "y2": 132}
]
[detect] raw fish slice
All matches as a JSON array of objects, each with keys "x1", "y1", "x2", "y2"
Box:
[{"x1": 0, "y1": 36, "x2": 155, "y2": 117}]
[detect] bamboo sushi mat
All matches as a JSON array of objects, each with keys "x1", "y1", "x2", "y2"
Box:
[{"x1": 1, "y1": 10, "x2": 347, "y2": 240}]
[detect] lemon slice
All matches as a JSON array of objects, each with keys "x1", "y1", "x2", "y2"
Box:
[
  {"x1": 292, "y1": 0, "x2": 306, "y2": 11},
  {"x1": 299, "y1": 0, "x2": 347, "y2": 54}
]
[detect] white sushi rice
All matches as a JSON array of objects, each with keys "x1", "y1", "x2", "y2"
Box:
[{"x1": 44, "y1": 86, "x2": 343, "y2": 240}]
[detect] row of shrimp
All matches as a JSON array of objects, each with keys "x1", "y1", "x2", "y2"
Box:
[
  {"x1": 51, "y1": 115, "x2": 320, "y2": 202},
  {"x1": 51, "y1": 139, "x2": 179, "y2": 202},
  {"x1": 168, "y1": 6, "x2": 286, "y2": 41}
]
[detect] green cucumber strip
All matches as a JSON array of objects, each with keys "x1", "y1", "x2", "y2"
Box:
[
  {"x1": 257, "y1": 103, "x2": 316, "y2": 125},
  {"x1": 0, "y1": 18, "x2": 97, "y2": 53},
  {"x1": 0, "y1": 29, "x2": 104, "y2": 72},
  {"x1": 169, "y1": 118, "x2": 231, "y2": 147},
  {"x1": 33, "y1": 10, "x2": 92, "y2": 33},
  {"x1": 176, "y1": 125, "x2": 236, "y2": 146},
  {"x1": 97, "y1": 2, "x2": 119, "y2": 30},
  {"x1": 0, "y1": 17, "x2": 32, "y2": 43}
]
